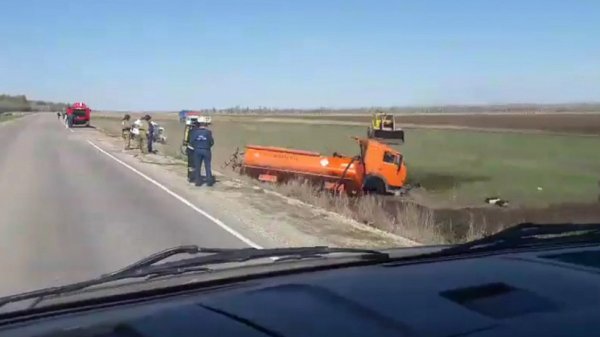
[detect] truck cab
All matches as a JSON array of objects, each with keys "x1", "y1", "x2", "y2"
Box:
[{"x1": 359, "y1": 139, "x2": 407, "y2": 193}]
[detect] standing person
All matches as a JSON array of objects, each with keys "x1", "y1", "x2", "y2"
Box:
[
  {"x1": 134, "y1": 116, "x2": 148, "y2": 154},
  {"x1": 145, "y1": 115, "x2": 155, "y2": 154},
  {"x1": 130, "y1": 117, "x2": 140, "y2": 147},
  {"x1": 121, "y1": 114, "x2": 132, "y2": 149},
  {"x1": 67, "y1": 112, "x2": 74, "y2": 128},
  {"x1": 56, "y1": 112, "x2": 60, "y2": 120},
  {"x1": 184, "y1": 120, "x2": 198, "y2": 182},
  {"x1": 189, "y1": 117, "x2": 214, "y2": 186}
]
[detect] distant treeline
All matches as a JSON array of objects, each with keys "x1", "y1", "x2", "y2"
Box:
[
  {"x1": 0, "y1": 94, "x2": 68, "y2": 114},
  {"x1": 202, "y1": 103, "x2": 600, "y2": 115}
]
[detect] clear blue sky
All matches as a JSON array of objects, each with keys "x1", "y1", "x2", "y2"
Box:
[{"x1": 1, "y1": 0, "x2": 599, "y2": 110}]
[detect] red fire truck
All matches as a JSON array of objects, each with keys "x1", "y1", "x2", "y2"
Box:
[{"x1": 66, "y1": 102, "x2": 91, "y2": 127}]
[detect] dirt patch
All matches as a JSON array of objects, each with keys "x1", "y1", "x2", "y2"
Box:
[
  {"x1": 396, "y1": 114, "x2": 600, "y2": 135},
  {"x1": 409, "y1": 173, "x2": 491, "y2": 192}
]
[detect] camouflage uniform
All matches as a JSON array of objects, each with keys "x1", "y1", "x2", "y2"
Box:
[
  {"x1": 121, "y1": 117, "x2": 132, "y2": 149},
  {"x1": 138, "y1": 122, "x2": 148, "y2": 154},
  {"x1": 138, "y1": 115, "x2": 150, "y2": 154}
]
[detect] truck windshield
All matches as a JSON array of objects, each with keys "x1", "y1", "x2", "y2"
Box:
[
  {"x1": 73, "y1": 109, "x2": 86, "y2": 116},
  {"x1": 383, "y1": 151, "x2": 396, "y2": 164}
]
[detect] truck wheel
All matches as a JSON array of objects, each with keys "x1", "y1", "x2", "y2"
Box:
[
  {"x1": 363, "y1": 176, "x2": 387, "y2": 194},
  {"x1": 373, "y1": 179, "x2": 387, "y2": 194}
]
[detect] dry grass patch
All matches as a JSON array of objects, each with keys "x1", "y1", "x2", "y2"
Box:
[
  {"x1": 271, "y1": 179, "x2": 449, "y2": 244},
  {"x1": 393, "y1": 203, "x2": 443, "y2": 244}
]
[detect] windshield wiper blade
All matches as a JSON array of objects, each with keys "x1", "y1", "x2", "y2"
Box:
[
  {"x1": 137, "y1": 246, "x2": 388, "y2": 278},
  {"x1": 0, "y1": 246, "x2": 388, "y2": 308},
  {"x1": 108, "y1": 245, "x2": 233, "y2": 276},
  {"x1": 0, "y1": 245, "x2": 214, "y2": 309},
  {"x1": 431, "y1": 222, "x2": 600, "y2": 257}
]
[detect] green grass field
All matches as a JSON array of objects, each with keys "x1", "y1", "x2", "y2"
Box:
[{"x1": 93, "y1": 115, "x2": 600, "y2": 208}]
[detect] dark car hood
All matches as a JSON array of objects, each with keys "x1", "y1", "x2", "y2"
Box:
[
  {"x1": 3, "y1": 245, "x2": 600, "y2": 337},
  {"x1": 193, "y1": 246, "x2": 600, "y2": 337}
]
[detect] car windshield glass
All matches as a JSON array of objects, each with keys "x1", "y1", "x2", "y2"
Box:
[{"x1": 0, "y1": 1, "x2": 598, "y2": 306}]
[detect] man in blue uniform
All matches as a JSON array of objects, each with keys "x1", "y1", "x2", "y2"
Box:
[
  {"x1": 189, "y1": 117, "x2": 214, "y2": 186},
  {"x1": 145, "y1": 115, "x2": 155, "y2": 154}
]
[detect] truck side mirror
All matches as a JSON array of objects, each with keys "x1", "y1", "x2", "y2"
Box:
[{"x1": 395, "y1": 154, "x2": 403, "y2": 172}]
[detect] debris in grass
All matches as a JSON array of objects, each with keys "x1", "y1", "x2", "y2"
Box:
[{"x1": 485, "y1": 197, "x2": 509, "y2": 207}]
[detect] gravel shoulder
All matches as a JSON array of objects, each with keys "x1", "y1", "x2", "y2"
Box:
[{"x1": 85, "y1": 126, "x2": 417, "y2": 249}]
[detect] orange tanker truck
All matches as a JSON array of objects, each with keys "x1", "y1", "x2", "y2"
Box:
[{"x1": 239, "y1": 138, "x2": 407, "y2": 195}]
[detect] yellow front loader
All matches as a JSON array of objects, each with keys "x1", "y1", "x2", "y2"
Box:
[{"x1": 367, "y1": 112, "x2": 405, "y2": 143}]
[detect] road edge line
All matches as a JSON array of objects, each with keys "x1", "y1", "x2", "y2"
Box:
[{"x1": 86, "y1": 140, "x2": 263, "y2": 249}]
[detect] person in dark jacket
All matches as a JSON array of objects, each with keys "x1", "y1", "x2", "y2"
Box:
[
  {"x1": 189, "y1": 117, "x2": 214, "y2": 186},
  {"x1": 184, "y1": 122, "x2": 199, "y2": 182},
  {"x1": 144, "y1": 115, "x2": 155, "y2": 154}
]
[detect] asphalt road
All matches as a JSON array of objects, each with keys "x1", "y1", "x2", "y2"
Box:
[{"x1": 0, "y1": 114, "x2": 249, "y2": 297}]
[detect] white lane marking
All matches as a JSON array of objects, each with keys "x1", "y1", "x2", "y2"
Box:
[{"x1": 86, "y1": 140, "x2": 262, "y2": 249}]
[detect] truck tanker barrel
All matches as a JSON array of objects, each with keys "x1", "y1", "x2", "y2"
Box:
[
  {"x1": 242, "y1": 145, "x2": 366, "y2": 194},
  {"x1": 239, "y1": 138, "x2": 407, "y2": 195}
]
